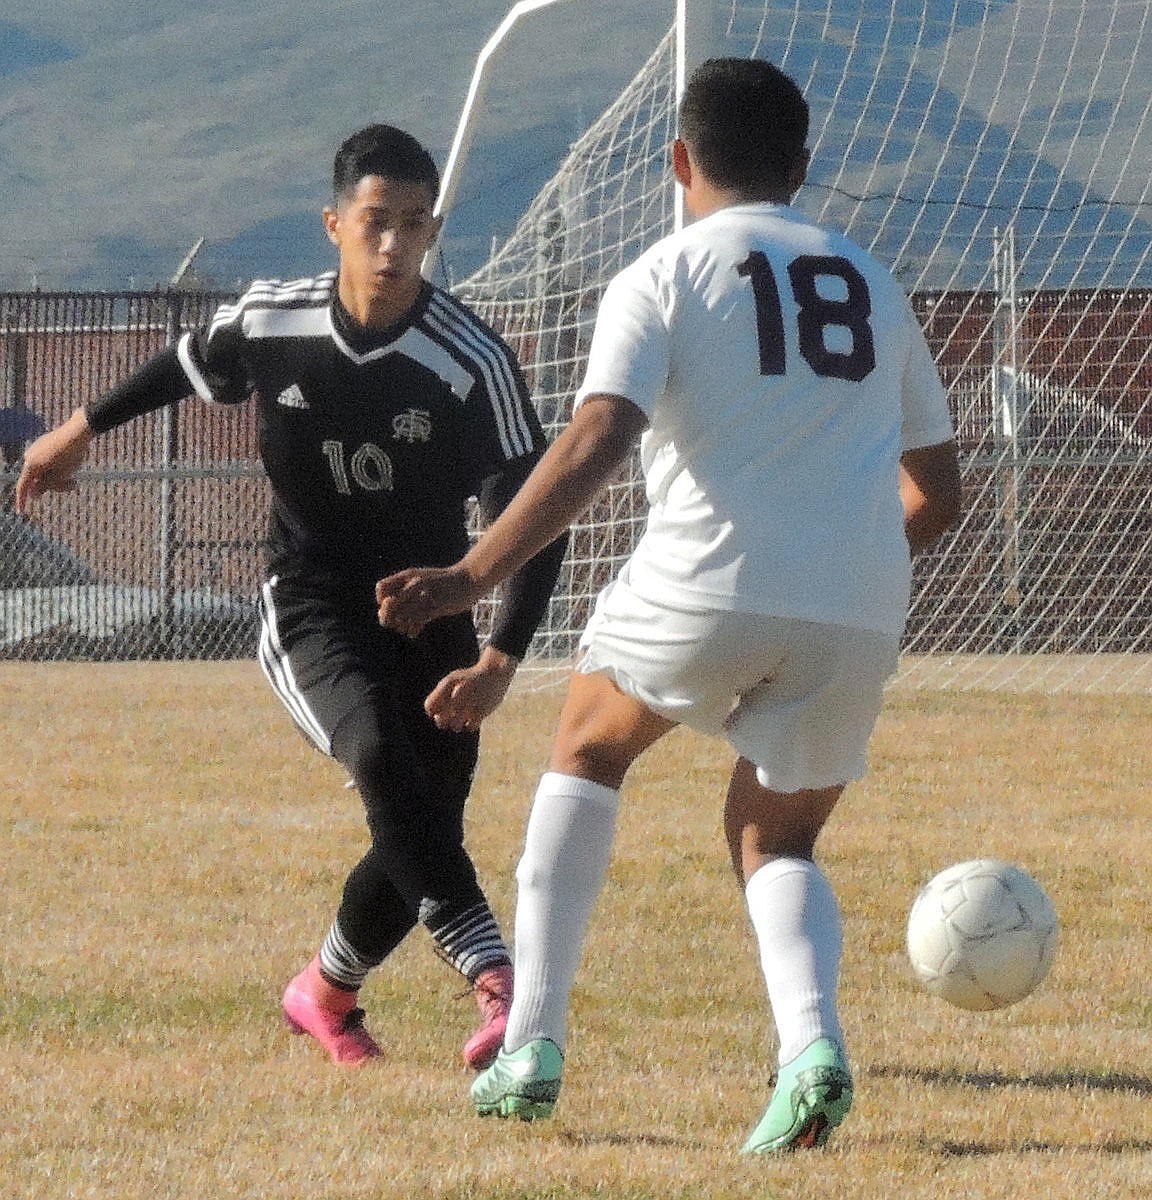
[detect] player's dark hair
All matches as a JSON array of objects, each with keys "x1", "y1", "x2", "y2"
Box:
[
  {"x1": 679, "y1": 58, "x2": 809, "y2": 192},
  {"x1": 332, "y1": 124, "x2": 440, "y2": 203}
]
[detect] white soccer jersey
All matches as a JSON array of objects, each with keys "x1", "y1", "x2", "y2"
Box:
[{"x1": 575, "y1": 202, "x2": 955, "y2": 637}]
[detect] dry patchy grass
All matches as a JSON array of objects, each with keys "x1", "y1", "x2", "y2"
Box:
[{"x1": 2, "y1": 661, "x2": 1151, "y2": 1199}]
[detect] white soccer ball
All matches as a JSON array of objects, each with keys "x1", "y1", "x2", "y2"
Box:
[{"x1": 906, "y1": 859, "x2": 1058, "y2": 1011}]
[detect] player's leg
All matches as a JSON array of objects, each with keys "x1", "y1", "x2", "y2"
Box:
[
  {"x1": 477, "y1": 579, "x2": 767, "y2": 1117},
  {"x1": 329, "y1": 650, "x2": 514, "y2": 1070},
  {"x1": 471, "y1": 668, "x2": 673, "y2": 1119},
  {"x1": 724, "y1": 761, "x2": 846, "y2": 1071},
  {"x1": 724, "y1": 759, "x2": 842, "y2": 881},
  {"x1": 398, "y1": 664, "x2": 516, "y2": 1070},
  {"x1": 724, "y1": 619, "x2": 898, "y2": 1152},
  {"x1": 261, "y1": 578, "x2": 505, "y2": 1066},
  {"x1": 283, "y1": 782, "x2": 423, "y2": 1063},
  {"x1": 725, "y1": 760, "x2": 852, "y2": 1149},
  {"x1": 260, "y1": 577, "x2": 411, "y2": 1063},
  {"x1": 508, "y1": 667, "x2": 674, "y2": 1048}
]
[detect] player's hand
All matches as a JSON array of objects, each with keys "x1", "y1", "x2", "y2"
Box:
[
  {"x1": 15, "y1": 409, "x2": 94, "y2": 514},
  {"x1": 424, "y1": 645, "x2": 519, "y2": 731},
  {"x1": 375, "y1": 563, "x2": 480, "y2": 638}
]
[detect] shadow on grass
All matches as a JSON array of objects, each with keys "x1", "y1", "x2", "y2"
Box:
[
  {"x1": 872, "y1": 1063, "x2": 1152, "y2": 1096},
  {"x1": 871, "y1": 1063, "x2": 1152, "y2": 1158},
  {"x1": 927, "y1": 1137, "x2": 1152, "y2": 1156},
  {"x1": 558, "y1": 1129, "x2": 705, "y2": 1151}
]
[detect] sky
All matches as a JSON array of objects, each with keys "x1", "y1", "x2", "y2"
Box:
[{"x1": 0, "y1": 2, "x2": 670, "y2": 290}]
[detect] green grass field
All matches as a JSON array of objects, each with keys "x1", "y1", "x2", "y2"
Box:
[{"x1": 3, "y1": 661, "x2": 1151, "y2": 1199}]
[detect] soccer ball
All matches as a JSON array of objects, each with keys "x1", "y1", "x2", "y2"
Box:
[{"x1": 906, "y1": 859, "x2": 1058, "y2": 1011}]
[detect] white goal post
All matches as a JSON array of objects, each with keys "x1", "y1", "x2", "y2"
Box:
[
  {"x1": 443, "y1": 0, "x2": 1152, "y2": 694},
  {"x1": 425, "y1": 0, "x2": 715, "y2": 275}
]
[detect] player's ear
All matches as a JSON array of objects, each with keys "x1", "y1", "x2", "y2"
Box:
[
  {"x1": 672, "y1": 138, "x2": 693, "y2": 189},
  {"x1": 427, "y1": 212, "x2": 444, "y2": 249},
  {"x1": 787, "y1": 148, "x2": 810, "y2": 198},
  {"x1": 322, "y1": 205, "x2": 341, "y2": 248}
]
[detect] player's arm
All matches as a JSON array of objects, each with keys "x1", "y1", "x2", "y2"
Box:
[
  {"x1": 377, "y1": 394, "x2": 646, "y2": 637},
  {"x1": 475, "y1": 452, "x2": 570, "y2": 660},
  {"x1": 419, "y1": 454, "x2": 570, "y2": 732},
  {"x1": 14, "y1": 406, "x2": 94, "y2": 512},
  {"x1": 900, "y1": 438, "x2": 962, "y2": 554},
  {"x1": 896, "y1": 292, "x2": 962, "y2": 555},
  {"x1": 15, "y1": 329, "x2": 245, "y2": 515},
  {"x1": 15, "y1": 345, "x2": 192, "y2": 513},
  {"x1": 466, "y1": 393, "x2": 644, "y2": 582}
]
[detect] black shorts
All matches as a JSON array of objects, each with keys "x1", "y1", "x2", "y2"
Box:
[{"x1": 256, "y1": 570, "x2": 481, "y2": 792}]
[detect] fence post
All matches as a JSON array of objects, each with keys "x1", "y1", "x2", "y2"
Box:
[
  {"x1": 160, "y1": 291, "x2": 181, "y2": 647},
  {"x1": 994, "y1": 225, "x2": 1023, "y2": 648}
]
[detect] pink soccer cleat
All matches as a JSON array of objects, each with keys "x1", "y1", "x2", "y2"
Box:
[
  {"x1": 462, "y1": 962, "x2": 514, "y2": 1071},
  {"x1": 282, "y1": 957, "x2": 382, "y2": 1066}
]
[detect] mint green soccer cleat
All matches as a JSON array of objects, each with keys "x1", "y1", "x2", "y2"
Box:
[
  {"x1": 470, "y1": 1038, "x2": 564, "y2": 1120},
  {"x1": 741, "y1": 1037, "x2": 853, "y2": 1154}
]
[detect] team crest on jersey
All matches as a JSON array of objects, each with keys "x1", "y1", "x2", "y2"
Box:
[
  {"x1": 392, "y1": 408, "x2": 433, "y2": 443},
  {"x1": 276, "y1": 383, "x2": 309, "y2": 410}
]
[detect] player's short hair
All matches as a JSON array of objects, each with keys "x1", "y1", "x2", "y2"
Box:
[
  {"x1": 332, "y1": 124, "x2": 440, "y2": 204},
  {"x1": 678, "y1": 58, "x2": 809, "y2": 191}
]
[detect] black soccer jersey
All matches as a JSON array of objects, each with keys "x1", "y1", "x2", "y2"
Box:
[{"x1": 168, "y1": 272, "x2": 546, "y2": 583}]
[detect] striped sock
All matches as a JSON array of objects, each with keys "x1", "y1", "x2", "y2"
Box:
[
  {"x1": 421, "y1": 899, "x2": 510, "y2": 982},
  {"x1": 318, "y1": 919, "x2": 382, "y2": 992}
]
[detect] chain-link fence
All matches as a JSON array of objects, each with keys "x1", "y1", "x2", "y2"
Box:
[
  {"x1": 7, "y1": 285, "x2": 1152, "y2": 692},
  {"x1": 1, "y1": 290, "x2": 265, "y2": 661}
]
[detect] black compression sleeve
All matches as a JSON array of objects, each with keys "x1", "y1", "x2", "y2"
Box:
[
  {"x1": 478, "y1": 456, "x2": 569, "y2": 660},
  {"x1": 84, "y1": 345, "x2": 192, "y2": 434},
  {"x1": 486, "y1": 529, "x2": 569, "y2": 659}
]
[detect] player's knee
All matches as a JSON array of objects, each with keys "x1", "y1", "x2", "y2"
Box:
[
  {"x1": 760, "y1": 829, "x2": 821, "y2": 860},
  {"x1": 330, "y1": 707, "x2": 395, "y2": 796},
  {"x1": 550, "y1": 737, "x2": 632, "y2": 790},
  {"x1": 336, "y1": 735, "x2": 387, "y2": 791}
]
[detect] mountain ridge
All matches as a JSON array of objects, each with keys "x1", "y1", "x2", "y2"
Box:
[{"x1": 1, "y1": 3, "x2": 669, "y2": 289}]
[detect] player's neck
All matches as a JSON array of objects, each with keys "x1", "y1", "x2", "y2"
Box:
[
  {"x1": 678, "y1": 146, "x2": 807, "y2": 220},
  {"x1": 687, "y1": 182, "x2": 795, "y2": 220},
  {"x1": 337, "y1": 275, "x2": 424, "y2": 331}
]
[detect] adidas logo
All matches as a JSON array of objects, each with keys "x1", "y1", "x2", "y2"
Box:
[{"x1": 276, "y1": 383, "x2": 309, "y2": 409}]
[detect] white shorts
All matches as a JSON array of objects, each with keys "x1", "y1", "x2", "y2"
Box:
[{"x1": 577, "y1": 576, "x2": 900, "y2": 794}]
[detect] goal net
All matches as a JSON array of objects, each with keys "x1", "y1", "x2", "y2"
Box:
[{"x1": 453, "y1": 0, "x2": 1152, "y2": 693}]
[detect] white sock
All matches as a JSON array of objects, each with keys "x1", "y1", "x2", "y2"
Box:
[
  {"x1": 744, "y1": 857, "x2": 845, "y2": 1065},
  {"x1": 504, "y1": 771, "x2": 621, "y2": 1054}
]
